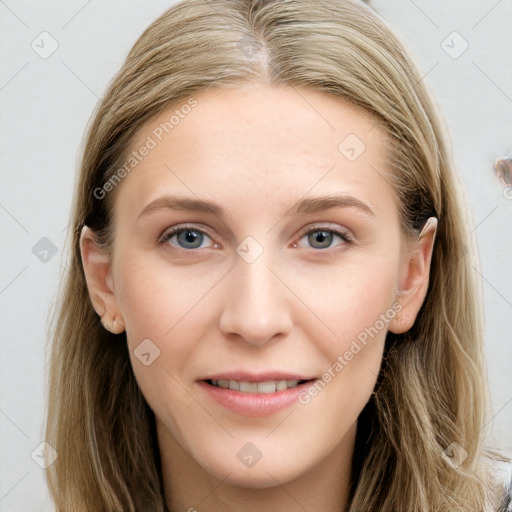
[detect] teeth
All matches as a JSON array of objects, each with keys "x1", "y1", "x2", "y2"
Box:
[
  {"x1": 239, "y1": 381, "x2": 258, "y2": 393},
  {"x1": 257, "y1": 381, "x2": 275, "y2": 393},
  {"x1": 276, "y1": 380, "x2": 288, "y2": 391},
  {"x1": 210, "y1": 379, "x2": 302, "y2": 393}
]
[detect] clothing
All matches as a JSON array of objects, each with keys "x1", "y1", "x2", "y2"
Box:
[
  {"x1": 497, "y1": 478, "x2": 512, "y2": 511},
  {"x1": 494, "y1": 459, "x2": 512, "y2": 512}
]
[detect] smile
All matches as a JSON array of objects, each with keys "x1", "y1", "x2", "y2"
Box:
[
  {"x1": 207, "y1": 379, "x2": 307, "y2": 393},
  {"x1": 199, "y1": 377, "x2": 317, "y2": 417}
]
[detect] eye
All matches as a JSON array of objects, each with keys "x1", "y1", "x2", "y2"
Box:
[
  {"x1": 294, "y1": 224, "x2": 353, "y2": 250},
  {"x1": 159, "y1": 225, "x2": 217, "y2": 250},
  {"x1": 158, "y1": 223, "x2": 353, "y2": 251}
]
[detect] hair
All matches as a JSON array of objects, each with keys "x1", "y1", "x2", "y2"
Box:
[{"x1": 44, "y1": 0, "x2": 508, "y2": 510}]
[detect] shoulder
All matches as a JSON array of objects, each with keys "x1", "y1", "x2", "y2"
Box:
[
  {"x1": 496, "y1": 478, "x2": 511, "y2": 512},
  {"x1": 488, "y1": 457, "x2": 512, "y2": 512},
  {"x1": 498, "y1": 473, "x2": 512, "y2": 512}
]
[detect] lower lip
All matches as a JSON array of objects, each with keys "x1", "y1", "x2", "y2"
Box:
[{"x1": 198, "y1": 380, "x2": 317, "y2": 417}]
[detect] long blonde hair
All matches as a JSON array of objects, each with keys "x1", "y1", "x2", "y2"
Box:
[{"x1": 44, "y1": 0, "x2": 505, "y2": 510}]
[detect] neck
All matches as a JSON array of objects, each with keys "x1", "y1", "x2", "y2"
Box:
[{"x1": 157, "y1": 419, "x2": 356, "y2": 512}]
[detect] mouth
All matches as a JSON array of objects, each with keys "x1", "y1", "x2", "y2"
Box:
[
  {"x1": 198, "y1": 375, "x2": 318, "y2": 417},
  {"x1": 204, "y1": 378, "x2": 311, "y2": 394}
]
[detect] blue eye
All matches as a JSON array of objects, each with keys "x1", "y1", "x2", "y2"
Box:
[
  {"x1": 159, "y1": 224, "x2": 352, "y2": 251},
  {"x1": 159, "y1": 226, "x2": 214, "y2": 250},
  {"x1": 298, "y1": 227, "x2": 352, "y2": 250}
]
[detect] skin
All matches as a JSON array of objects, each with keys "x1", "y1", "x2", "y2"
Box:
[{"x1": 80, "y1": 83, "x2": 437, "y2": 512}]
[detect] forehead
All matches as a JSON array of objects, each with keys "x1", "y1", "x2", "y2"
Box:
[{"x1": 113, "y1": 84, "x2": 395, "y2": 224}]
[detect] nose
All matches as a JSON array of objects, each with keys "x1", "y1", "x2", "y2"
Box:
[{"x1": 218, "y1": 248, "x2": 293, "y2": 347}]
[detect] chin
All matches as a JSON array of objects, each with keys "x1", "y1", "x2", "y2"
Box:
[{"x1": 196, "y1": 448, "x2": 311, "y2": 489}]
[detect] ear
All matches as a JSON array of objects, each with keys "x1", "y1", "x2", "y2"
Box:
[
  {"x1": 79, "y1": 225, "x2": 125, "y2": 334},
  {"x1": 389, "y1": 217, "x2": 438, "y2": 334}
]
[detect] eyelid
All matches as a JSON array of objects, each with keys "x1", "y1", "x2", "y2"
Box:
[
  {"x1": 295, "y1": 222, "x2": 354, "y2": 244},
  {"x1": 158, "y1": 222, "x2": 354, "y2": 249},
  {"x1": 158, "y1": 223, "x2": 217, "y2": 246}
]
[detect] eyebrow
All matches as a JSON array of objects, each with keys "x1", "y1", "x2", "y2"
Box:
[{"x1": 137, "y1": 193, "x2": 376, "y2": 219}]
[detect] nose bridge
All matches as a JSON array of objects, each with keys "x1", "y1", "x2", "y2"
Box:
[{"x1": 218, "y1": 240, "x2": 292, "y2": 345}]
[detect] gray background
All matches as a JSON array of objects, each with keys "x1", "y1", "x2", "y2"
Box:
[{"x1": 1, "y1": 1, "x2": 511, "y2": 510}]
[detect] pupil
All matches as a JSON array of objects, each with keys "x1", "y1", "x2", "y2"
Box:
[
  {"x1": 309, "y1": 230, "x2": 332, "y2": 248},
  {"x1": 179, "y1": 230, "x2": 202, "y2": 248}
]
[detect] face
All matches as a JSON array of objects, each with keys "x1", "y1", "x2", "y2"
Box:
[{"x1": 82, "y1": 83, "x2": 435, "y2": 489}]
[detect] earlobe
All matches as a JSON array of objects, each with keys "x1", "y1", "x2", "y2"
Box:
[
  {"x1": 80, "y1": 225, "x2": 125, "y2": 334},
  {"x1": 389, "y1": 217, "x2": 438, "y2": 334}
]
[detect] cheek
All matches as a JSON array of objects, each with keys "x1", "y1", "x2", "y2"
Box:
[
  {"x1": 293, "y1": 254, "x2": 397, "y2": 410},
  {"x1": 296, "y1": 253, "x2": 398, "y2": 356},
  {"x1": 115, "y1": 241, "x2": 397, "y2": 396},
  {"x1": 111, "y1": 243, "x2": 398, "y2": 482},
  {"x1": 116, "y1": 245, "x2": 398, "y2": 374},
  {"x1": 114, "y1": 251, "x2": 220, "y2": 344},
  {"x1": 112, "y1": 253, "x2": 224, "y2": 402}
]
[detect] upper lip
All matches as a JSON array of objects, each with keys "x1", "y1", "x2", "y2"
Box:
[{"x1": 199, "y1": 371, "x2": 317, "y2": 382}]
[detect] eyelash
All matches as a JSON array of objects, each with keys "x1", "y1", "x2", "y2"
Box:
[
  {"x1": 298, "y1": 224, "x2": 353, "y2": 245},
  {"x1": 158, "y1": 223, "x2": 353, "y2": 250}
]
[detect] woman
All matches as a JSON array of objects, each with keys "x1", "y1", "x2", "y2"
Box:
[{"x1": 44, "y1": 0, "x2": 511, "y2": 510}]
